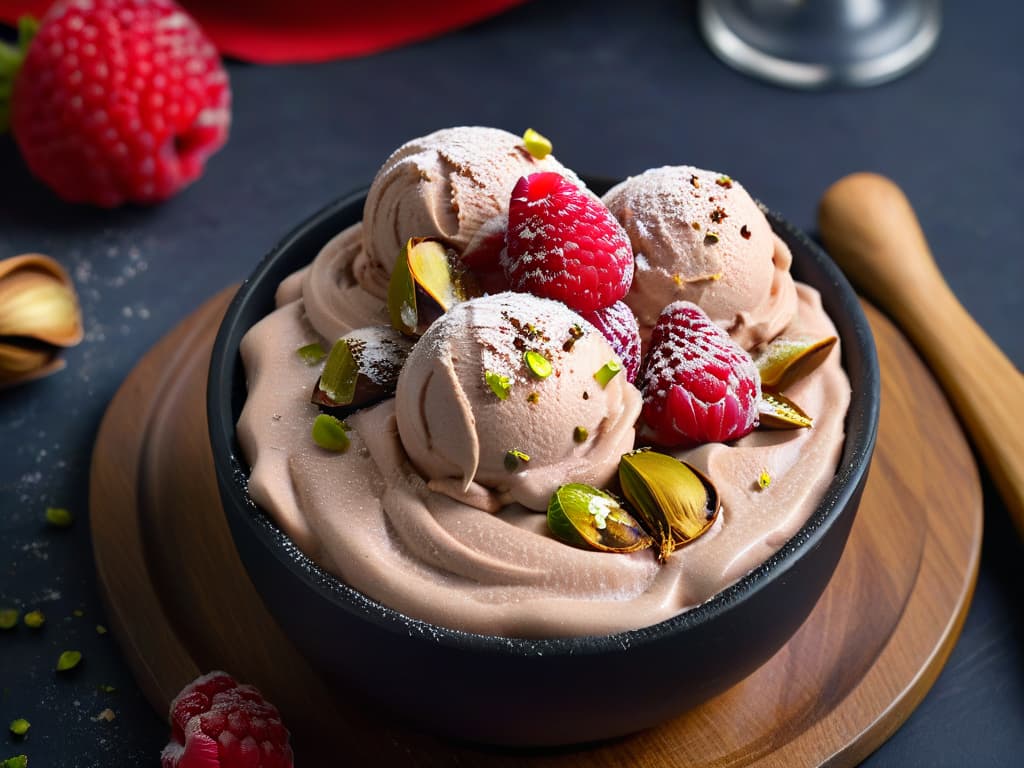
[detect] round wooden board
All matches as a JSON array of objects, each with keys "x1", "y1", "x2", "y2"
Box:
[{"x1": 89, "y1": 288, "x2": 982, "y2": 767}]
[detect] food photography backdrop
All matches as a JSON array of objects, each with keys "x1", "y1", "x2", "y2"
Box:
[{"x1": 0, "y1": 0, "x2": 1021, "y2": 765}]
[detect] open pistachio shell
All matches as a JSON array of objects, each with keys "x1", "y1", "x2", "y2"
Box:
[
  {"x1": 387, "y1": 238, "x2": 478, "y2": 336},
  {"x1": 0, "y1": 254, "x2": 83, "y2": 346},
  {"x1": 753, "y1": 335, "x2": 837, "y2": 392},
  {"x1": 758, "y1": 391, "x2": 814, "y2": 429},
  {"x1": 312, "y1": 327, "x2": 413, "y2": 415},
  {"x1": 0, "y1": 254, "x2": 83, "y2": 388},
  {"x1": 547, "y1": 484, "x2": 653, "y2": 554},
  {"x1": 618, "y1": 449, "x2": 720, "y2": 562}
]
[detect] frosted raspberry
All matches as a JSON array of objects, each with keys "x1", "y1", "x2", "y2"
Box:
[
  {"x1": 638, "y1": 301, "x2": 760, "y2": 447},
  {"x1": 580, "y1": 301, "x2": 641, "y2": 383},
  {"x1": 5, "y1": 0, "x2": 230, "y2": 207},
  {"x1": 501, "y1": 172, "x2": 633, "y2": 312},
  {"x1": 161, "y1": 671, "x2": 293, "y2": 768}
]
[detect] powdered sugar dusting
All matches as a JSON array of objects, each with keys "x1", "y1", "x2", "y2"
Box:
[{"x1": 345, "y1": 326, "x2": 414, "y2": 387}]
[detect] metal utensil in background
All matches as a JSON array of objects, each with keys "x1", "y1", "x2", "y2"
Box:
[{"x1": 698, "y1": 0, "x2": 942, "y2": 89}]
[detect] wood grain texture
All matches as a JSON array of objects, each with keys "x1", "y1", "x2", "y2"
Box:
[
  {"x1": 89, "y1": 289, "x2": 982, "y2": 767},
  {"x1": 818, "y1": 172, "x2": 1024, "y2": 538}
]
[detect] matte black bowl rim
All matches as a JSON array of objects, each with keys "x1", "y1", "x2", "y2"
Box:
[{"x1": 208, "y1": 182, "x2": 880, "y2": 657}]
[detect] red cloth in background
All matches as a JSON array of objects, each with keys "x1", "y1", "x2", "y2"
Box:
[{"x1": 0, "y1": 0, "x2": 528, "y2": 63}]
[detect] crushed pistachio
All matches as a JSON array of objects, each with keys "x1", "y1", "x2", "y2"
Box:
[
  {"x1": 527, "y1": 391, "x2": 540, "y2": 404},
  {"x1": 312, "y1": 414, "x2": 350, "y2": 452},
  {"x1": 573, "y1": 426, "x2": 589, "y2": 443},
  {"x1": 758, "y1": 468, "x2": 772, "y2": 490},
  {"x1": 95, "y1": 624, "x2": 108, "y2": 635},
  {"x1": 0, "y1": 609, "x2": 18, "y2": 630},
  {"x1": 23, "y1": 610, "x2": 44, "y2": 629},
  {"x1": 523, "y1": 350, "x2": 552, "y2": 379},
  {"x1": 504, "y1": 449, "x2": 531, "y2": 472},
  {"x1": 1, "y1": 757, "x2": 28, "y2": 768},
  {"x1": 593, "y1": 360, "x2": 623, "y2": 388},
  {"x1": 98, "y1": 684, "x2": 116, "y2": 693},
  {"x1": 563, "y1": 323, "x2": 585, "y2": 352},
  {"x1": 72, "y1": 609, "x2": 83, "y2": 617},
  {"x1": 297, "y1": 342, "x2": 326, "y2": 365},
  {"x1": 485, "y1": 370, "x2": 511, "y2": 400},
  {"x1": 716, "y1": 175, "x2": 733, "y2": 188},
  {"x1": 45, "y1": 506, "x2": 73, "y2": 527},
  {"x1": 9, "y1": 719, "x2": 29, "y2": 738},
  {"x1": 704, "y1": 232, "x2": 720, "y2": 245},
  {"x1": 522, "y1": 128, "x2": 552, "y2": 159},
  {"x1": 56, "y1": 650, "x2": 82, "y2": 672}
]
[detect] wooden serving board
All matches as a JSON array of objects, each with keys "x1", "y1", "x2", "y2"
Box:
[{"x1": 89, "y1": 288, "x2": 982, "y2": 767}]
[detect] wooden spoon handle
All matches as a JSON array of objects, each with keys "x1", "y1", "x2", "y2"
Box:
[{"x1": 819, "y1": 172, "x2": 1024, "y2": 538}]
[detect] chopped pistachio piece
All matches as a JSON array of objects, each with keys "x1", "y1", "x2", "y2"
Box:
[
  {"x1": 0, "y1": 609, "x2": 18, "y2": 630},
  {"x1": 95, "y1": 624, "x2": 108, "y2": 635},
  {"x1": 56, "y1": 650, "x2": 82, "y2": 672},
  {"x1": 23, "y1": 610, "x2": 44, "y2": 629},
  {"x1": 296, "y1": 342, "x2": 326, "y2": 365},
  {"x1": 318, "y1": 338, "x2": 359, "y2": 405},
  {"x1": 98, "y1": 684, "x2": 116, "y2": 693},
  {"x1": 522, "y1": 128, "x2": 552, "y2": 159},
  {"x1": 504, "y1": 449, "x2": 530, "y2": 472},
  {"x1": 593, "y1": 360, "x2": 623, "y2": 388},
  {"x1": 312, "y1": 414, "x2": 350, "y2": 452},
  {"x1": 72, "y1": 609, "x2": 84, "y2": 617},
  {"x1": 45, "y1": 506, "x2": 73, "y2": 527},
  {"x1": 547, "y1": 484, "x2": 652, "y2": 554},
  {"x1": 9, "y1": 719, "x2": 29, "y2": 737},
  {"x1": 523, "y1": 350, "x2": 552, "y2": 379},
  {"x1": 619, "y1": 449, "x2": 720, "y2": 562},
  {"x1": 485, "y1": 370, "x2": 511, "y2": 400},
  {"x1": 703, "y1": 231, "x2": 720, "y2": 245},
  {"x1": 573, "y1": 426, "x2": 589, "y2": 443},
  {"x1": 526, "y1": 391, "x2": 540, "y2": 404},
  {"x1": 716, "y1": 175, "x2": 733, "y2": 188},
  {"x1": 1, "y1": 756, "x2": 28, "y2": 768},
  {"x1": 758, "y1": 468, "x2": 772, "y2": 490}
]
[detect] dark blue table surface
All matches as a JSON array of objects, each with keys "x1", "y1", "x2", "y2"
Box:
[{"x1": 1, "y1": 1, "x2": 1022, "y2": 765}]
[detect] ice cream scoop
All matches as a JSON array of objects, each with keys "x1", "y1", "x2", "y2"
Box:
[
  {"x1": 604, "y1": 165, "x2": 797, "y2": 349},
  {"x1": 394, "y1": 292, "x2": 641, "y2": 512},
  {"x1": 362, "y1": 126, "x2": 571, "y2": 278}
]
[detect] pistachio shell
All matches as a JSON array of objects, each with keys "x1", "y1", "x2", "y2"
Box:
[
  {"x1": 618, "y1": 449, "x2": 720, "y2": 562},
  {"x1": 753, "y1": 335, "x2": 837, "y2": 391},
  {"x1": 312, "y1": 327, "x2": 412, "y2": 415},
  {"x1": 547, "y1": 483, "x2": 653, "y2": 554},
  {"x1": 0, "y1": 254, "x2": 83, "y2": 346},
  {"x1": 758, "y1": 391, "x2": 814, "y2": 429},
  {"x1": 387, "y1": 238, "x2": 477, "y2": 335}
]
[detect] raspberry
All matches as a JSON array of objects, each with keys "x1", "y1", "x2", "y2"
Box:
[
  {"x1": 3, "y1": 0, "x2": 230, "y2": 207},
  {"x1": 501, "y1": 172, "x2": 633, "y2": 312},
  {"x1": 460, "y1": 213, "x2": 512, "y2": 294},
  {"x1": 638, "y1": 301, "x2": 760, "y2": 447},
  {"x1": 161, "y1": 671, "x2": 293, "y2": 768},
  {"x1": 580, "y1": 300, "x2": 641, "y2": 383}
]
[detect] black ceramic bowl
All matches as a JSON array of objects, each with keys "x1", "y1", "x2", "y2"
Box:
[{"x1": 208, "y1": 180, "x2": 880, "y2": 747}]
